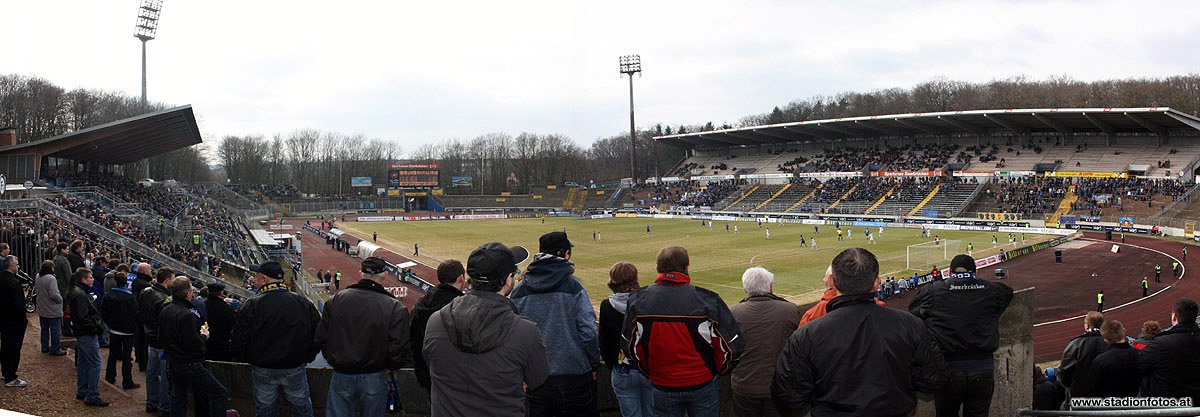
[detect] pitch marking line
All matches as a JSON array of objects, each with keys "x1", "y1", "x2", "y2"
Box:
[{"x1": 1033, "y1": 238, "x2": 1184, "y2": 328}]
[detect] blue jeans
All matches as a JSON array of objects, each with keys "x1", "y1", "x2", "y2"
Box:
[
  {"x1": 146, "y1": 346, "x2": 169, "y2": 410},
  {"x1": 652, "y1": 379, "x2": 720, "y2": 417},
  {"x1": 75, "y1": 335, "x2": 102, "y2": 402},
  {"x1": 39, "y1": 317, "x2": 62, "y2": 353},
  {"x1": 325, "y1": 370, "x2": 387, "y2": 417},
  {"x1": 253, "y1": 366, "x2": 315, "y2": 417},
  {"x1": 169, "y1": 360, "x2": 229, "y2": 417},
  {"x1": 611, "y1": 366, "x2": 654, "y2": 417}
]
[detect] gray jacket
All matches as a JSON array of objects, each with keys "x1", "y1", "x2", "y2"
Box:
[
  {"x1": 424, "y1": 291, "x2": 550, "y2": 417},
  {"x1": 35, "y1": 272, "x2": 63, "y2": 318}
]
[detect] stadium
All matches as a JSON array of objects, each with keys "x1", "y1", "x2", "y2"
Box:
[{"x1": 4, "y1": 2, "x2": 1200, "y2": 415}]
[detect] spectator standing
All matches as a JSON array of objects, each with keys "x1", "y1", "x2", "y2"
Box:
[
  {"x1": 1058, "y1": 311, "x2": 1106, "y2": 398},
  {"x1": 772, "y1": 248, "x2": 945, "y2": 416},
  {"x1": 34, "y1": 260, "x2": 66, "y2": 355},
  {"x1": 52, "y1": 243, "x2": 72, "y2": 300},
  {"x1": 599, "y1": 262, "x2": 652, "y2": 417},
  {"x1": 100, "y1": 271, "x2": 140, "y2": 389},
  {"x1": 1032, "y1": 368, "x2": 1066, "y2": 411},
  {"x1": 424, "y1": 242, "x2": 549, "y2": 417},
  {"x1": 729, "y1": 267, "x2": 800, "y2": 417},
  {"x1": 623, "y1": 246, "x2": 743, "y2": 417},
  {"x1": 0, "y1": 255, "x2": 28, "y2": 388},
  {"x1": 511, "y1": 231, "x2": 601, "y2": 417},
  {"x1": 66, "y1": 268, "x2": 109, "y2": 406},
  {"x1": 132, "y1": 262, "x2": 155, "y2": 371},
  {"x1": 1138, "y1": 298, "x2": 1200, "y2": 404},
  {"x1": 159, "y1": 277, "x2": 230, "y2": 417},
  {"x1": 909, "y1": 254, "x2": 1013, "y2": 417},
  {"x1": 138, "y1": 267, "x2": 175, "y2": 414},
  {"x1": 800, "y1": 266, "x2": 884, "y2": 326},
  {"x1": 410, "y1": 259, "x2": 467, "y2": 393},
  {"x1": 316, "y1": 257, "x2": 410, "y2": 417},
  {"x1": 204, "y1": 284, "x2": 236, "y2": 362},
  {"x1": 1087, "y1": 320, "x2": 1140, "y2": 397},
  {"x1": 231, "y1": 261, "x2": 321, "y2": 417},
  {"x1": 1131, "y1": 320, "x2": 1161, "y2": 350}
]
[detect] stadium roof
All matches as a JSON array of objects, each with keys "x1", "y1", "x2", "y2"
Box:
[
  {"x1": 654, "y1": 107, "x2": 1200, "y2": 149},
  {"x1": 0, "y1": 105, "x2": 202, "y2": 165}
]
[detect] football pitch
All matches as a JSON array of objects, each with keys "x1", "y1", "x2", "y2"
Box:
[{"x1": 340, "y1": 218, "x2": 1040, "y2": 306}]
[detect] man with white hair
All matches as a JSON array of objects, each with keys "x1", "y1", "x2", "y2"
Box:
[{"x1": 729, "y1": 267, "x2": 799, "y2": 417}]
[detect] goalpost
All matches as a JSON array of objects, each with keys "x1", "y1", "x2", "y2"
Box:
[{"x1": 907, "y1": 240, "x2": 962, "y2": 270}]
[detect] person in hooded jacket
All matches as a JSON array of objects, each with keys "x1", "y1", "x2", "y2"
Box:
[
  {"x1": 510, "y1": 231, "x2": 601, "y2": 417},
  {"x1": 1137, "y1": 298, "x2": 1200, "y2": 405},
  {"x1": 598, "y1": 262, "x2": 652, "y2": 417},
  {"x1": 204, "y1": 284, "x2": 237, "y2": 362},
  {"x1": 1032, "y1": 367, "x2": 1066, "y2": 411},
  {"x1": 1059, "y1": 311, "x2": 1107, "y2": 398},
  {"x1": 410, "y1": 259, "x2": 467, "y2": 393},
  {"x1": 424, "y1": 242, "x2": 549, "y2": 417},
  {"x1": 1131, "y1": 320, "x2": 1161, "y2": 350}
]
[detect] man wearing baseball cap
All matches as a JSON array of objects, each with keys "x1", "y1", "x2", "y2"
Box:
[
  {"x1": 511, "y1": 232, "x2": 601, "y2": 417},
  {"x1": 231, "y1": 262, "x2": 321, "y2": 417},
  {"x1": 909, "y1": 254, "x2": 1013, "y2": 417},
  {"x1": 424, "y1": 242, "x2": 549, "y2": 417},
  {"x1": 316, "y1": 257, "x2": 410, "y2": 417}
]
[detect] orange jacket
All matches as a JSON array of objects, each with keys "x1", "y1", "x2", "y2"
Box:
[{"x1": 800, "y1": 287, "x2": 886, "y2": 327}]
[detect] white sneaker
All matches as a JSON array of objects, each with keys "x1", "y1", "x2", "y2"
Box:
[{"x1": 4, "y1": 378, "x2": 27, "y2": 388}]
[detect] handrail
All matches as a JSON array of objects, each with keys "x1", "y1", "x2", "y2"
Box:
[
  {"x1": 951, "y1": 176, "x2": 990, "y2": 218},
  {"x1": 1149, "y1": 182, "x2": 1200, "y2": 222}
]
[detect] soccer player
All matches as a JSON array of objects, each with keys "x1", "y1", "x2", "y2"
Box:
[
  {"x1": 810, "y1": 237, "x2": 818, "y2": 251},
  {"x1": 868, "y1": 233, "x2": 876, "y2": 245},
  {"x1": 799, "y1": 235, "x2": 807, "y2": 247},
  {"x1": 766, "y1": 228, "x2": 771, "y2": 240}
]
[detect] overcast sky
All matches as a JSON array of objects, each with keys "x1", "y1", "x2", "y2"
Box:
[{"x1": 5, "y1": 0, "x2": 1200, "y2": 154}]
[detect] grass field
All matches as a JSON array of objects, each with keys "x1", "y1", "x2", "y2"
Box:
[{"x1": 340, "y1": 218, "x2": 1043, "y2": 306}]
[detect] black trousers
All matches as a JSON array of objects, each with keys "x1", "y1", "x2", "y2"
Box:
[
  {"x1": 0, "y1": 323, "x2": 25, "y2": 383},
  {"x1": 527, "y1": 372, "x2": 599, "y2": 417},
  {"x1": 105, "y1": 333, "x2": 136, "y2": 387},
  {"x1": 733, "y1": 393, "x2": 781, "y2": 417},
  {"x1": 168, "y1": 360, "x2": 228, "y2": 417},
  {"x1": 135, "y1": 326, "x2": 148, "y2": 371},
  {"x1": 935, "y1": 369, "x2": 995, "y2": 417}
]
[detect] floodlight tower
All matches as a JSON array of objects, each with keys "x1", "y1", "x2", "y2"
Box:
[
  {"x1": 619, "y1": 55, "x2": 641, "y2": 184},
  {"x1": 134, "y1": 0, "x2": 161, "y2": 178}
]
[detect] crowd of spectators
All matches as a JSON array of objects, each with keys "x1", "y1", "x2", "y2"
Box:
[
  {"x1": 675, "y1": 180, "x2": 739, "y2": 208},
  {"x1": 779, "y1": 143, "x2": 960, "y2": 173},
  {"x1": 977, "y1": 177, "x2": 1069, "y2": 215},
  {"x1": 1071, "y1": 178, "x2": 1193, "y2": 216},
  {"x1": 228, "y1": 184, "x2": 303, "y2": 202}
]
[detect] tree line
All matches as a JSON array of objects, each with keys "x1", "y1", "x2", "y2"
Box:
[
  {"x1": 6, "y1": 72, "x2": 1200, "y2": 195},
  {"x1": 0, "y1": 73, "x2": 211, "y2": 182}
]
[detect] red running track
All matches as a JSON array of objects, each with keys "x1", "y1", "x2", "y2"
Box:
[{"x1": 288, "y1": 219, "x2": 433, "y2": 308}]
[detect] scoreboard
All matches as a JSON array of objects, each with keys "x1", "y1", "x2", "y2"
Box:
[{"x1": 388, "y1": 164, "x2": 440, "y2": 188}]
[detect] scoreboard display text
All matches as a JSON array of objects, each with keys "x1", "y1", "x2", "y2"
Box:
[{"x1": 388, "y1": 164, "x2": 440, "y2": 188}]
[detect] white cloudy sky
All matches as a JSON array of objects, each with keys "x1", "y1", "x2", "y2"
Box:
[{"x1": 5, "y1": 0, "x2": 1200, "y2": 153}]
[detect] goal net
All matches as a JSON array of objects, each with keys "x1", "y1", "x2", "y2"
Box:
[{"x1": 906, "y1": 239, "x2": 962, "y2": 270}]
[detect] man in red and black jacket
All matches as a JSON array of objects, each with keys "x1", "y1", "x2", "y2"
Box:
[{"x1": 622, "y1": 246, "x2": 742, "y2": 417}]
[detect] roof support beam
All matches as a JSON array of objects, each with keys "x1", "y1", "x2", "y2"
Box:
[
  {"x1": 724, "y1": 131, "x2": 776, "y2": 144},
  {"x1": 1124, "y1": 112, "x2": 1167, "y2": 137},
  {"x1": 697, "y1": 133, "x2": 748, "y2": 146},
  {"x1": 812, "y1": 123, "x2": 859, "y2": 138},
  {"x1": 984, "y1": 114, "x2": 1030, "y2": 135},
  {"x1": 853, "y1": 120, "x2": 904, "y2": 136},
  {"x1": 1082, "y1": 113, "x2": 1116, "y2": 136},
  {"x1": 752, "y1": 128, "x2": 809, "y2": 142},
  {"x1": 784, "y1": 126, "x2": 838, "y2": 140},
  {"x1": 1031, "y1": 113, "x2": 1072, "y2": 134},
  {"x1": 937, "y1": 116, "x2": 988, "y2": 136},
  {"x1": 892, "y1": 118, "x2": 947, "y2": 136}
]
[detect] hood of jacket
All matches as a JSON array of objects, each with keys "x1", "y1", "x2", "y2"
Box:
[
  {"x1": 417, "y1": 284, "x2": 464, "y2": 311},
  {"x1": 439, "y1": 291, "x2": 519, "y2": 354},
  {"x1": 607, "y1": 291, "x2": 632, "y2": 314},
  {"x1": 521, "y1": 254, "x2": 576, "y2": 293}
]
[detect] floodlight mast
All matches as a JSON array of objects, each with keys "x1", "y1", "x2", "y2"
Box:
[
  {"x1": 134, "y1": 0, "x2": 161, "y2": 178},
  {"x1": 619, "y1": 55, "x2": 641, "y2": 185}
]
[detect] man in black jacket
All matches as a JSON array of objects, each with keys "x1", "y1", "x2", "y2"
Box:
[
  {"x1": 131, "y1": 262, "x2": 154, "y2": 371},
  {"x1": 0, "y1": 255, "x2": 28, "y2": 388},
  {"x1": 159, "y1": 276, "x2": 229, "y2": 417},
  {"x1": 773, "y1": 248, "x2": 945, "y2": 417},
  {"x1": 909, "y1": 254, "x2": 1013, "y2": 417},
  {"x1": 101, "y1": 272, "x2": 140, "y2": 390},
  {"x1": 204, "y1": 284, "x2": 236, "y2": 362},
  {"x1": 411, "y1": 259, "x2": 466, "y2": 392},
  {"x1": 1138, "y1": 298, "x2": 1200, "y2": 404},
  {"x1": 316, "y1": 257, "x2": 410, "y2": 417},
  {"x1": 231, "y1": 261, "x2": 320, "y2": 417},
  {"x1": 1087, "y1": 320, "x2": 1140, "y2": 397},
  {"x1": 138, "y1": 267, "x2": 174, "y2": 414},
  {"x1": 67, "y1": 268, "x2": 110, "y2": 406},
  {"x1": 1059, "y1": 311, "x2": 1106, "y2": 398}
]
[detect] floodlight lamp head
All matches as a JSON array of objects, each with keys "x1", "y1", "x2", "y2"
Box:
[
  {"x1": 134, "y1": 0, "x2": 163, "y2": 41},
  {"x1": 619, "y1": 54, "x2": 642, "y2": 75}
]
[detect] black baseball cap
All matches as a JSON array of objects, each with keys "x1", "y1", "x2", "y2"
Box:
[
  {"x1": 362, "y1": 257, "x2": 390, "y2": 274},
  {"x1": 252, "y1": 261, "x2": 286, "y2": 280},
  {"x1": 950, "y1": 254, "x2": 977, "y2": 273},
  {"x1": 539, "y1": 231, "x2": 573, "y2": 254},
  {"x1": 467, "y1": 242, "x2": 530, "y2": 283}
]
